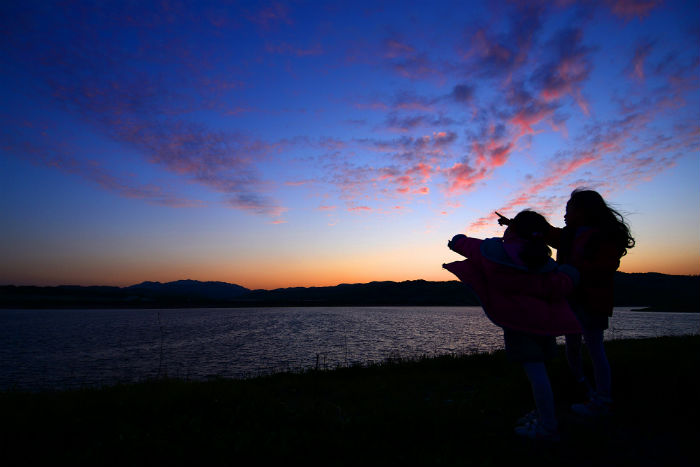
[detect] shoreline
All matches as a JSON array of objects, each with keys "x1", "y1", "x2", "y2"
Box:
[{"x1": 3, "y1": 304, "x2": 699, "y2": 312}]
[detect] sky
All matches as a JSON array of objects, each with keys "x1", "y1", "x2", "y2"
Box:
[{"x1": 1, "y1": 0, "x2": 698, "y2": 290}]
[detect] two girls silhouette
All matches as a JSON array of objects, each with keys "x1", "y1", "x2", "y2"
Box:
[{"x1": 443, "y1": 188, "x2": 634, "y2": 441}]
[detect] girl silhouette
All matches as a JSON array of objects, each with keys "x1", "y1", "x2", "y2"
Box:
[
  {"x1": 544, "y1": 189, "x2": 635, "y2": 416},
  {"x1": 444, "y1": 210, "x2": 581, "y2": 441}
]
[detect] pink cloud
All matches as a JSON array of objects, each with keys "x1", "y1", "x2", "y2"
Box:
[
  {"x1": 606, "y1": 0, "x2": 664, "y2": 20},
  {"x1": 391, "y1": 91, "x2": 436, "y2": 112},
  {"x1": 627, "y1": 40, "x2": 654, "y2": 81},
  {"x1": 467, "y1": 110, "x2": 660, "y2": 229},
  {"x1": 407, "y1": 162, "x2": 433, "y2": 179},
  {"x1": 383, "y1": 113, "x2": 456, "y2": 133},
  {"x1": 285, "y1": 180, "x2": 313, "y2": 186},
  {"x1": 472, "y1": 140, "x2": 515, "y2": 167},
  {"x1": 534, "y1": 28, "x2": 592, "y2": 112},
  {"x1": 445, "y1": 161, "x2": 488, "y2": 193},
  {"x1": 510, "y1": 105, "x2": 556, "y2": 137},
  {"x1": 471, "y1": 29, "x2": 515, "y2": 70},
  {"x1": 382, "y1": 35, "x2": 443, "y2": 81},
  {"x1": 384, "y1": 38, "x2": 415, "y2": 59},
  {"x1": 348, "y1": 205, "x2": 372, "y2": 212},
  {"x1": 463, "y1": 5, "x2": 544, "y2": 83},
  {"x1": 3, "y1": 21, "x2": 289, "y2": 216}
]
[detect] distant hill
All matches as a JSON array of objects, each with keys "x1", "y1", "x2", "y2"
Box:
[
  {"x1": 612, "y1": 272, "x2": 699, "y2": 312},
  {"x1": 238, "y1": 280, "x2": 480, "y2": 307},
  {"x1": 0, "y1": 280, "x2": 250, "y2": 309},
  {"x1": 0, "y1": 273, "x2": 698, "y2": 311},
  {"x1": 127, "y1": 280, "x2": 249, "y2": 301}
]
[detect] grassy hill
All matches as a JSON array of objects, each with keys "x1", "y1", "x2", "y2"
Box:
[{"x1": 1, "y1": 335, "x2": 697, "y2": 466}]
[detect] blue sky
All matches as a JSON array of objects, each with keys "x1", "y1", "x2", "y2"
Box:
[{"x1": 1, "y1": 0, "x2": 698, "y2": 289}]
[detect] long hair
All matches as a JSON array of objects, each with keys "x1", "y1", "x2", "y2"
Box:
[
  {"x1": 568, "y1": 189, "x2": 636, "y2": 256},
  {"x1": 509, "y1": 210, "x2": 552, "y2": 269}
]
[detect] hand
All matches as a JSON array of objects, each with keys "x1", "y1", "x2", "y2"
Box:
[
  {"x1": 495, "y1": 211, "x2": 511, "y2": 226},
  {"x1": 447, "y1": 234, "x2": 467, "y2": 251}
]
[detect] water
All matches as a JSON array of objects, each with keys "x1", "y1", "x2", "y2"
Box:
[{"x1": 0, "y1": 307, "x2": 697, "y2": 392}]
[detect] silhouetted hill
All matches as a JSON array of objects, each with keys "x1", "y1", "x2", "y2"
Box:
[
  {"x1": 0, "y1": 280, "x2": 250, "y2": 308},
  {"x1": 613, "y1": 272, "x2": 699, "y2": 312},
  {"x1": 238, "y1": 280, "x2": 480, "y2": 307},
  {"x1": 0, "y1": 272, "x2": 698, "y2": 310},
  {"x1": 127, "y1": 280, "x2": 249, "y2": 301}
]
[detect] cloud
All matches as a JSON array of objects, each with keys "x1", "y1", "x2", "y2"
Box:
[
  {"x1": 450, "y1": 84, "x2": 475, "y2": 104},
  {"x1": 383, "y1": 112, "x2": 456, "y2": 132},
  {"x1": 506, "y1": 84, "x2": 563, "y2": 137},
  {"x1": 319, "y1": 129, "x2": 458, "y2": 208},
  {"x1": 247, "y1": 2, "x2": 294, "y2": 29},
  {"x1": 223, "y1": 193, "x2": 287, "y2": 216},
  {"x1": 1, "y1": 5, "x2": 287, "y2": 216},
  {"x1": 265, "y1": 41, "x2": 324, "y2": 56},
  {"x1": 445, "y1": 22, "x2": 594, "y2": 199},
  {"x1": 355, "y1": 91, "x2": 437, "y2": 113},
  {"x1": 384, "y1": 38, "x2": 416, "y2": 59},
  {"x1": 348, "y1": 205, "x2": 372, "y2": 212},
  {"x1": 1, "y1": 136, "x2": 198, "y2": 208},
  {"x1": 363, "y1": 131, "x2": 458, "y2": 162},
  {"x1": 463, "y1": 4, "x2": 545, "y2": 82},
  {"x1": 627, "y1": 40, "x2": 655, "y2": 81},
  {"x1": 391, "y1": 91, "x2": 438, "y2": 111},
  {"x1": 466, "y1": 108, "x2": 676, "y2": 229},
  {"x1": 606, "y1": 0, "x2": 664, "y2": 20},
  {"x1": 382, "y1": 35, "x2": 443, "y2": 81},
  {"x1": 532, "y1": 27, "x2": 593, "y2": 113},
  {"x1": 378, "y1": 162, "x2": 435, "y2": 195},
  {"x1": 445, "y1": 160, "x2": 488, "y2": 193}
]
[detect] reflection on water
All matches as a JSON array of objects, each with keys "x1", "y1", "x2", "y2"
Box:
[{"x1": 0, "y1": 307, "x2": 697, "y2": 391}]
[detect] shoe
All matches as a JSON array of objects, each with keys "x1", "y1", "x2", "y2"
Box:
[
  {"x1": 514, "y1": 419, "x2": 560, "y2": 442},
  {"x1": 572, "y1": 378, "x2": 594, "y2": 402},
  {"x1": 515, "y1": 410, "x2": 537, "y2": 426},
  {"x1": 571, "y1": 394, "x2": 613, "y2": 417}
]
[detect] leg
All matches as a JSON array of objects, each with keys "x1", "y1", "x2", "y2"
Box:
[
  {"x1": 583, "y1": 328, "x2": 611, "y2": 399},
  {"x1": 522, "y1": 361, "x2": 557, "y2": 432},
  {"x1": 565, "y1": 333, "x2": 585, "y2": 382}
]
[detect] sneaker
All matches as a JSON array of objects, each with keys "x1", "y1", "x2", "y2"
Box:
[
  {"x1": 514, "y1": 419, "x2": 560, "y2": 442},
  {"x1": 571, "y1": 395, "x2": 613, "y2": 417},
  {"x1": 515, "y1": 410, "x2": 537, "y2": 426}
]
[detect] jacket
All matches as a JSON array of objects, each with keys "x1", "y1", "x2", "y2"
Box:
[
  {"x1": 545, "y1": 226, "x2": 621, "y2": 317},
  {"x1": 443, "y1": 235, "x2": 582, "y2": 336}
]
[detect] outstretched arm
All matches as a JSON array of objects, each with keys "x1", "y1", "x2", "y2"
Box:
[
  {"x1": 447, "y1": 234, "x2": 482, "y2": 259},
  {"x1": 544, "y1": 221, "x2": 563, "y2": 250}
]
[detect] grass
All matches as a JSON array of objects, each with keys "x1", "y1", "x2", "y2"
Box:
[{"x1": 1, "y1": 335, "x2": 698, "y2": 466}]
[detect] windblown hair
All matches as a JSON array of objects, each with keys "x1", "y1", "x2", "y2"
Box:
[
  {"x1": 568, "y1": 189, "x2": 636, "y2": 257},
  {"x1": 509, "y1": 210, "x2": 552, "y2": 270}
]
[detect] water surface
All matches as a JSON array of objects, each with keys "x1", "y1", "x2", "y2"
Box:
[{"x1": 0, "y1": 306, "x2": 697, "y2": 391}]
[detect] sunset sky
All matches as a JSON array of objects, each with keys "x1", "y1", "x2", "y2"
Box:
[{"x1": 1, "y1": 0, "x2": 698, "y2": 290}]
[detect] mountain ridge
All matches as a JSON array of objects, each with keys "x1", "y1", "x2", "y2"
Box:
[{"x1": 1, "y1": 272, "x2": 698, "y2": 311}]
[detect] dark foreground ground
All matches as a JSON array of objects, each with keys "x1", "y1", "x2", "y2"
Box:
[{"x1": 1, "y1": 335, "x2": 698, "y2": 466}]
